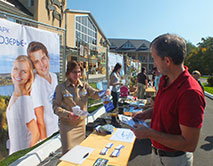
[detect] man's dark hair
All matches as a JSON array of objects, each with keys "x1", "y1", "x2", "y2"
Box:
[
  {"x1": 141, "y1": 67, "x2": 146, "y2": 73},
  {"x1": 150, "y1": 34, "x2": 186, "y2": 65},
  {"x1": 152, "y1": 67, "x2": 157, "y2": 71},
  {"x1": 27, "y1": 41, "x2": 49, "y2": 58}
]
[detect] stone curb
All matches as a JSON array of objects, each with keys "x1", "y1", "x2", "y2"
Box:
[
  {"x1": 10, "y1": 106, "x2": 106, "y2": 166},
  {"x1": 10, "y1": 134, "x2": 61, "y2": 166},
  {"x1": 86, "y1": 105, "x2": 106, "y2": 123},
  {"x1": 205, "y1": 91, "x2": 213, "y2": 100}
]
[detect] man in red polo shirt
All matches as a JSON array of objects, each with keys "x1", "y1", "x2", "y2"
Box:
[{"x1": 132, "y1": 33, "x2": 206, "y2": 166}]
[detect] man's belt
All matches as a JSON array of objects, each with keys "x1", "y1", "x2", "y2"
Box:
[{"x1": 152, "y1": 146, "x2": 186, "y2": 157}]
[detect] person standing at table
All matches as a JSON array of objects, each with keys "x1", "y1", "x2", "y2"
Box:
[
  {"x1": 132, "y1": 34, "x2": 206, "y2": 166},
  {"x1": 153, "y1": 67, "x2": 162, "y2": 93},
  {"x1": 136, "y1": 67, "x2": 148, "y2": 99},
  {"x1": 6, "y1": 55, "x2": 40, "y2": 155},
  {"x1": 152, "y1": 68, "x2": 156, "y2": 87},
  {"x1": 109, "y1": 63, "x2": 123, "y2": 109},
  {"x1": 192, "y1": 70, "x2": 204, "y2": 93},
  {"x1": 27, "y1": 41, "x2": 59, "y2": 140},
  {"x1": 53, "y1": 60, "x2": 110, "y2": 154}
]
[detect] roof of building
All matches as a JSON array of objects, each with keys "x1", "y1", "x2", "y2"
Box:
[
  {"x1": 6, "y1": 0, "x2": 33, "y2": 16},
  {"x1": 108, "y1": 38, "x2": 151, "y2": 53},
  {"x1": 66, "y1": 9, "x2": 110, "y2": 46},
  {"x1": 0, "y1": 0, "x2": 33, "y2": 18}
]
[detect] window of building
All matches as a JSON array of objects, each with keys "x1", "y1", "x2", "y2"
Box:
[
  {"x1": 120, "y1": 41, "x2": 135, "y2": 49},
  {"x1": 138, "y1": 43, "x2": 148, "y2": 50},
  {"x1": 59, "y1": 35, "x2": 63, "y2": 45},
  {"x1": 149, "y1": 54, "x2": 154, "y2": 62},
  {"x1": 28, "y1": 0, "x2": 34, "y2": 7},
  {"x1": 139, "y1": 55, "x2": 146, "y2": 62},
  {"x1": 75, "y1": 15, "x2": 97, "y2": 48}
]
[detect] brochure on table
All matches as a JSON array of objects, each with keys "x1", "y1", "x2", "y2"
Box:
[
  {"x1": 110, "y1": 128, "x2": 135, "y2": 143},
  {"x1": 123, "y1": 106, "x2": 143, "y2": 114}
]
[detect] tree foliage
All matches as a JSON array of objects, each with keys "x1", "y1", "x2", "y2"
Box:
[
  {"x1": 207, "y1": 76, "x2": 213, "y2": 86},
  {"x1": 185, "y1": 37, "x2": 213, "y2": 75}
]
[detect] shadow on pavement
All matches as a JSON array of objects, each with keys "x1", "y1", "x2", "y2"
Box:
[
  {"x1": 200, "y1": 136, "x2": 213, "y2": 151},
  {"x1": 129, "y1": 138, "x2": 152, "y2": 161}
]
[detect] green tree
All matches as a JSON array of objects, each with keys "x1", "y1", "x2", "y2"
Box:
[
  {"x1": 186, "y1": 41, "x2": 196, "y2": 57},
  {"x1": 185, "y1": 37, "x2": 213, "y2": 75},
  {"x1": 198, "y1": 37, "x2": 213, "y2": 74}
]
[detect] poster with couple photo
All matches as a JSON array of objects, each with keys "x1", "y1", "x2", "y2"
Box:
[{"x1": 0, "y1": 18, "x2": 60, "y2": 155}]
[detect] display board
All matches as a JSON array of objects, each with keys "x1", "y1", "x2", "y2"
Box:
[{"x1": 0, "y1": 18, "x2": 60, "y2": 155}]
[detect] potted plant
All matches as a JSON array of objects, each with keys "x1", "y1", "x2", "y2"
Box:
[{"x1": 129, "y1": 67, "x2": 137, "y2": 92}]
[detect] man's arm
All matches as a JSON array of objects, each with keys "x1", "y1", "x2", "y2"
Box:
[
  {"x1": 132, "y1": 89, "x2": 205, "y2": 152},
  {"x1": 132, "y1": 124, "x2": 201, "y2": 152},
  {"x1": 132, "y1": 108, "x2": 153, "y2": 121},
  {"x1": 35, "y1": 106, "x2": 47, "y2": 140},
  {"x1": 145, "y1": 79, "x2": 148, "y2": 89}
]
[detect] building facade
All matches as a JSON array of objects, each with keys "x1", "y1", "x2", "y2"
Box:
[
  {"x1": 108, "y1": 38, "x2": 154, "y2": 73},
  {"x1": 0, "y1": 0, "x2": 110, "y2": 78},
  {"x1": 64, "y1": 9, "x2": 110, "y2": 77}
]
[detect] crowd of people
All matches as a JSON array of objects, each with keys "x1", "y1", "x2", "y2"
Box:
[
  {"x1": 135, "y1": 65, "x2": 161, "y2": 99},
  {"x1": 6, "y1": 33, "x2": 206, "y2": 166}
]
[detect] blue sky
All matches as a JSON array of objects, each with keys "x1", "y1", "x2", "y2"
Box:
[{"x1": 67, "y1": 0, "x2": 213, "y2": 45}]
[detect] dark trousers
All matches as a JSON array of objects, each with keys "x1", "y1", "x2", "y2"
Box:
[
  {"x1": 111, "y1": 91, "x2": 120, "y2": 109},
  {"x1": 111, "y1": 91, "x2": 120, "y2": 125}
]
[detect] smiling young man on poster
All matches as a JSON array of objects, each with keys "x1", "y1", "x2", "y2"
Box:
[{"x1": 27, "y1": 41, "x2": 59, "y2": 140}]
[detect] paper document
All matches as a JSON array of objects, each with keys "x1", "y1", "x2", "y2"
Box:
[
  {"x1": 72, "y1": 105, "x2": 88, "y2": 117},
  {"x1": 118, "y1": 114, "x2": 149, "y2": 128},
  {"x1": 110, "y1": 128, "x2": 135, "y2": 143},
  {"x1": 60, "y1": 145, "x2": 94, "y2": 164}
]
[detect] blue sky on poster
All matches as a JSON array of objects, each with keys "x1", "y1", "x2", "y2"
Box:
[
  {"x1": 0, "y1": 19, "x2": 60, "y2": 73},
  {"x1": 68, "y1": 0, "x2": 213, "y2": 45}
]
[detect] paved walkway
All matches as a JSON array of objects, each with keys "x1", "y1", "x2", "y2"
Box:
[
  {"x1": 193, "y1": 96, "x2": 213, "y2": 166},
  {"x1": 128, "y1": 96, "x2": 213, "y2": 166}
]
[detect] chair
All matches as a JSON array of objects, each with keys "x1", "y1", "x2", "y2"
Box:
[{"x1": 120, "y1": 86, "x2": 128, "y2": 97}]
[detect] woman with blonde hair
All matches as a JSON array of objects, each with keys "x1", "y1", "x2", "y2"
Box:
[{"x1": 6, "y1": 55, "x2": 40, "y2": 155}]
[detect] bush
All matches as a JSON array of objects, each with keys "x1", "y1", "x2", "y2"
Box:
[
  {"x1": 207, "y1": 76, "x2": 213, "y2": 86},
  {"x1": 0, "y1": 96, "x2": 10, "y2": 161}
]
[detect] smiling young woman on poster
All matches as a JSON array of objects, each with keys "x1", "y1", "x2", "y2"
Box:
[{"x1": 6, "y1": 55, "x2": 40, "y2": 155}]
